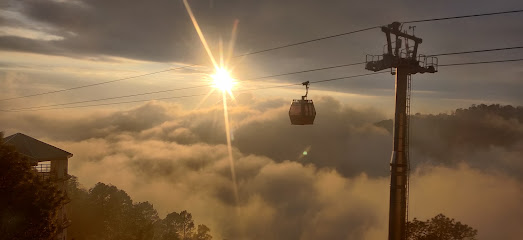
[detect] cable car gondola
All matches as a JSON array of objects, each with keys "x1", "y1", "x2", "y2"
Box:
[{"x1": 289, "y1": 81, "x2": 316, "y2": 125}]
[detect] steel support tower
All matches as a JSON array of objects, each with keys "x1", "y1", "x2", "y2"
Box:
[{"x1": 365, "y1": 22, "x2": 437, "y2": 240}]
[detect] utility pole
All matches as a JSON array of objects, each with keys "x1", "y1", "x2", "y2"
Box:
[{"x1": 365, "y1": 22, "x2": 437, "y2": 240}]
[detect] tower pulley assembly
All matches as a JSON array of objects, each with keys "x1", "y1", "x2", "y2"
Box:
[{"x1": 289, "y1": 81, "x2": 316, "y2": 125}]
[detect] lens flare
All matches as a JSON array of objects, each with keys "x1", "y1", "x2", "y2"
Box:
[
  {"x1": 211, "y1": 68, "x2": 236, "y2": 92},
  {"x1": 183, "y1": 0, "x2": 240, "y2": 211}
]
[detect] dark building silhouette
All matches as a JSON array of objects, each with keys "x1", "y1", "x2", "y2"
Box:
[{"x1": 4, "y1": 133, "x2": 73, "y2": 240}]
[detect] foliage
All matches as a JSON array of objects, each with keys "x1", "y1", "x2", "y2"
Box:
[
  {"x1": 0, "y1": 133, "x2": 67, "y2": 240},
  {"x1": 193, "y1": 224, "x2": 213, "y2": 240},
  {"x1": 416, "y1": 104, "x2": 522, "y2": 148},
  {"x1": 407, "y1": 214, "x2": 478, "y2": 240},
  {"x1": 376, "y1": 104, "x2": 523, "y2": 162},
  {"x1": 66, "y1": 178, "x2": 212, "y2": 240},
  {"x1": 158, "y1": 210, "x2": 195, "y2": 240},
  {"x1": 153, "y1": 210, "x2": 212, "y2": 240},
  {"x1": 67, "y1": 179, "x2": 160, "y2": 240}
]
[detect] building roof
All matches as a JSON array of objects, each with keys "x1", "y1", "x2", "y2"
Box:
[{"x1": 3, "y1": 133, "x2": 73, "y2": 162}]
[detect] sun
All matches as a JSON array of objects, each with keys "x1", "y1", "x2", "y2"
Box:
[
  {"x1": 183, "y1": 0, "x2": 240, "y2": 208},
  {"x1": 211, "y1": 68, "x2": 236, "y2": 92}
]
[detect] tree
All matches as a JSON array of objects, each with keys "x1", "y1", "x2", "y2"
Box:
[
  {"x1": 0, "y1": 133, "x2": 66, "y2": 240},
  {"x1": 67, "y1": 181, "x2": 161, "y2": 240},
  {"x1": 64, "y1": 176, "x2": 211, "y2": 240},
  {"x1": 407, "y1": 214, "x2": 478, "y2": 240},
  {"x1": 88, "y1": 182, "x2": 135, "y2": 240},
  {"x1": 129, "y1": 201, "x2": 160, "y2": 240},
  {"x1": 66, "y1": 176, "x2": 94, "y2": 240},
  {"x1": 159, "y1": 210, "x2": 195, "y2": 240},
  {"x1": 193, "y1": 224, "x2": 212, "y2": 240},
  {"x1": 177, "y1": 210, "x2": 196, "y2": 240},
  {"x1": 154, "y1": 210, "x2": 213, "y2": 240}
]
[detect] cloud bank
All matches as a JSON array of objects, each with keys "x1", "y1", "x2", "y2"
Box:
[{"x1": 1, "y1": 97, "x2": 522, "y2": 239}]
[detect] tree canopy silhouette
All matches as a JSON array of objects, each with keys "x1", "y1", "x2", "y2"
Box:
[
  {"x1": 407, "y1": 214, "x2": 478, "y2": 240},
  {"x1": 66, "y1": 178, "x2": 213, "y2": 240}
]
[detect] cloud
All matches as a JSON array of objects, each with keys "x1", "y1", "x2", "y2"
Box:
[
  {"x1": 1, "y1": 96, "x2": 393, "y2": 177},
  {"x1": 409, "y1": 164, "x2": 523, "y2": 240},
  {"x1": 1, "y1": 1, "x2": 522, "y2": 237},
  {"x1": 406, "y1": 105, "x2": 523, "y2": 179},
  {"x1": 46, "y1": 137, "x2": 523, "y2": 240},
  {"x1": 2, "y1": 0, "x2": 523, "y2": 105},
  {"x1": 0, "y1": 102, "x2": 173, "y2": 141},
  {"x1": 0, "y1": 26, "x2": 63, "y2": 41},
  {"x1": 1, "y1": 0, "x2": 205, "y2": 62},
  {"x1": 60, "y1": 136, "x2": 389, "y2": 239},
  {"x1": 2, "y1": 97, "x2": 522, "y2": 180},
  {"x1": 1, "y1": 97, "x2": 522, "y2": 239}
]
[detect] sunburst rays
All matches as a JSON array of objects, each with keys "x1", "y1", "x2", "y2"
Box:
[{"x1": 183, "y1": 0, "x2": 240, "y2": 208}]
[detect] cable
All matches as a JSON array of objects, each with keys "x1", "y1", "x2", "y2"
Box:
[
  {"x1": 4, "y1": 56, "x2": 522, "y2": 112},
  {"x1": 4, "y1": 45, "x2": 522, "y2": 111},
  {"x1": 2, "y1": 61, "x2": 366, "y2": 111},
  {"x1": 4, "y1": 54, "x2": 522, "y2": 111},
  {"x1": 403, "y1": 9, "x2": 523, "y2": 24},
  {"x1": 2, "y1": 72, "x2": 386, "y2": 112},
  {"x1": 0, "y1": 25, "x2": 372, "y2": 102},
  {"x1": 312, "y1": 72, "x2": 386, "y2": 84},
  {"x1": 233, "y1": 27, "x2": 379, "y2": 58},
  {"x1": 244, "y1": 62, "x2": 366, "y2": 80},
  {"x1": 3, "y1": 84, "x2": 213, "y2": 111},
  {"x1": 3, "y1": 9, "x2": 521, "y2": 102},
  {"x1": 439, "y1": 58, "x2": 523, "y2": 67},
  {"x1": 240, "y1": 72, "x2": 387, "y2": 91},
  {"x1": 7, "y1": 43, "x2": 521, "y2": 109},
  {"x1": 5, "y1": 93, "x2": 211, "y2": 112},
  {"x1": 429, "y1": 46, "x2": 523, "y2": 57},
  {"x1": 7, "y1": 44, "x2": 519, "y2": 110},
  {"x1": 234, "y1": 9, "x2": 523, "y2": 57},
  {"x1": 0, "y1": 64, "x2": 201, "y2": 102}
]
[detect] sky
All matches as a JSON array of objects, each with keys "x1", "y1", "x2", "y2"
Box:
[{"x1": 1, "y1": 0, "x2": 523, "y2": 239}]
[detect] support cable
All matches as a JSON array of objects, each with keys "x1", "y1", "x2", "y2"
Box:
[
  {"x1": 1, "y1": 9, "x2": 521, "y2": 101},
  {"x1": 2, "y1": 57, "x2": 522, "y2": 112},
  {"x1": 428, "y1": 46, "x2": 523, "y2": 57},
  {"x1": 439, "y1": 58, "x2": 523, "y2": 67},
  {"x1": 233, "y1": 27, "x2": 379, "y2": 58},
  {"x1": 235, "y1": 9, "x2": 523, "y2": 57},
  {"x1": 1, "y1": 72, "x2": 387, "y2": 112},
  {"x1": 403, "y1": 9, "x2": 523, "y2": 24},
  {"x1": 1, "y1": 62, "x2": 366, "y2": 111},
  {"x1": 0, "y1": 64, "x2": 200, "y2": 102}
]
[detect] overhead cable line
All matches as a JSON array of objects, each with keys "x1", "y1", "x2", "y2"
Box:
[
  {"x1": 3, "y1": 51, "x2": 523, "y2": 111},
  {"x1": 3, "y1": 62, "x2": 367, "y2": 111},
  {"x1": 428, "y1": 46, "x2": 523, "y2": 57},
  {"x1": 2, "y1": 72, "x2": 387, "y2": 112},
  {"x1": 0, "y1": 64, "x2": 201, "y2": 102},
  {"x1": 246, "y1": 62, "x2": 366, "y2": 80},
  {"x1": 9, "y1": 55, "x2": 523, "y2": 113},
  {"x1": 439, "y1": 58, "x2": 523, "y2": 67},
  {"x1": 3, "y1": 84, "x2": 213, "y2": 111},
  {"x1": 4, "y1": 56, "x2": 523, "y2": 113},
  {"x1": 246, "y1": 45, "x2": 523, "y2": 75},
  {"x1": 234, "y1": 9, "x2": 523, "y2": 57},
  {"x1": 239, "y1": 72, "x2": 387, "y2": 92},
  {"x1": 0, "y1": 27, "x2": 374, "y2": 102},
  {"x1": 3, "y1": 9, "x2": 521, "y2": 102},
  {"x1": 233, "y1": 27, "x2": 379, "y2": 58},
  {"x1": 7, "y1": 93, "x2": 211, "y2": 112},
  {"x1": 403, "y1": 9, "x2": 523, "y2": 24}
]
